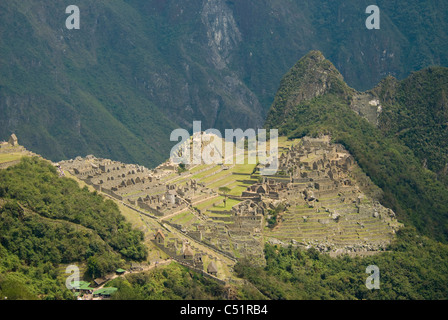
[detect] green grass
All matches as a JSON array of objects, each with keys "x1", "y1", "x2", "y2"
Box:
[
  {"x1": 207, "y1": 175, "x2": 237, "y2": 189},
  {"x1": 0, "y1": 153, "x2": 24, "y2": 164},
  {"x1": 192, "y1": 165, "x2": 221, "y2": 180},
  {"x1": 169, "y1": 211, "x2": 196, "y2": 225},
  {"x1": 194, "y1": 195, "x2": 241, "y2": 213},
  {"x1": 189, "y1": 164, "x2": 211, "y2": 174},
  {"x1": 199, "y1": 161, "x2": 257, "y2": 192},
  {"x1": 194, "y1": 196, "x2": 222, "y2": 211},
  {"x1": 199, "y1": 170, "x2": 232, "y2": 184},
  {"x1": 226, "y1": 184, "x2": 254, "y2": 196},
  {"x1": 210, "y1": 198, "x2": 240, "y2": 212},
  {"x1": 230, "y1": 163, "x2": 257, "y2": 174},
  {"x1": 122, "y1": 190, "x2": 145, "y2": 197}
]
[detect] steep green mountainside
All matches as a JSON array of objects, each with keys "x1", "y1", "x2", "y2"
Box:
[
  {"x1": 0, "y1": 0, "x2": 180, "y2": 168},
  {"x1": 265, "y1": 51, "x2": 448, "y2": 243},
  {"x1": 372, "y1": 68, "x2": 448, "y2": 185},
  {"x1": 1, "y1": 0, "x2": 448, "y2": 167},
  {"x1": 107, "y1": 262, "x2": 262, "y2": 300},
  {"x1": 0, "y1": 157, "x2": 147, "y2": 299},
  {"x1": 0, "y1": 157, "x2": 258, "y2": 300},
  {"x1": 236, "y1": 228, "x2": 448, "y2": 300},
  {"x1": 264, "y1": 50, "x2": 354, "y2": 128}
]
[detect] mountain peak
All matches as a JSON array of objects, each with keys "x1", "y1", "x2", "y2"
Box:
[
  {"x1": 265, "y1": 50, "x2": 350, "y2": 128},
  {"x1": 301, "y1": 50, "x2": 326, "y2": 61}
]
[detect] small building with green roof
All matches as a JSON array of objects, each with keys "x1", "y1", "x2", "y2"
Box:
[
  {"x1": 116, "y1": 268, "x2": 126, "y2": 275},
  {"x1": 93, "y1": 287, "x2": 118, "y2": 298},
  {"x1": 70, "y1": 281, "x2": 95, "y2": 291}
]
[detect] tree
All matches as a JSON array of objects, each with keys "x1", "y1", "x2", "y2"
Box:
[
  {"x1": 218, "y1": 187, "x2": 231, "y2": 207},
  {"x1": 177, "y1": 163, "x2": 187, "y2": 174}
]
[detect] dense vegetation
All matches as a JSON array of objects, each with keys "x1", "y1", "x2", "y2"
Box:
[
  {"x1": 272, "y1": 92, "x2": 448, "y2": 243},
  {"x1": 108, "y1": 263, "x2": 231, "y2": 300},
  {"x1": 0, "y1": 243, "x2": 73, "y2": 300},
  {"x1": 264, "y1": 50, "x2": 353, "y2": 129},
  {"x1": 2, "y1": 1, "x2": 448, "y2": 166},
  {"x1": 0, "y1": 157, "x2": 147, "y2": 299},
  {"x1": 266, "y1": 204, "x2": 285, "y2": 229},
  {"x1": 252, "y1": 52, "x2": 448, "y2": 300},
  {"x1": 374, "y1": 68, "x2": 448, "y2": 185},
  {"x1": 235, "y1": 227, "x2": 448, "y2": 300},
  {"x1": 265, "y1": 53, "x2": 448, "y2": 244}
]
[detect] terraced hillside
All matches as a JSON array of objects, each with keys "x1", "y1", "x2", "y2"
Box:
[
  {"x1": 58, "y1": 134, "x2": 276, "y2": 264},
  {"x1": 58, "y1": 133, "x2": 400, "y2": 263},
  {"x1": 262, "y1": 136, "x2": 402, "y2": 255},
  {"x1": 0, "y1": 135, "x2": 41, "y2": 169}
]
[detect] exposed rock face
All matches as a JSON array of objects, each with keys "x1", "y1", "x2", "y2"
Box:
[
  {"x1": 3, "y1": 1, "x2": 446, "y2": 167},
  {"x1": 201, "y1": 0, "x2": 242, "y2": 70},
  {"x1": 264, "y1": 50, "x2": 391, "y2": 129},
  {"x1": 285, "y1": 52, "x2": 344, "y2": 107},
  {"x1": 350, "y1": 92, "x2": 383, "y2": 126},
  {"x1": 142, "y1": 0, "x2": 265, "y2": 133}
]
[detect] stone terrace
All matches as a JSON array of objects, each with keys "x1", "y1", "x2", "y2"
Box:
[{"x1": 257, "y1": 136, "x2": 402, "y2": 255}]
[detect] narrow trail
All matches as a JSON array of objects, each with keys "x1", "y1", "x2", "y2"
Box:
[{"x1": 95, "y1": 259, "x2": 173, "y2": 291}]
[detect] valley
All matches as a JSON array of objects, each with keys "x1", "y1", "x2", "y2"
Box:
[
  {"x1": 2, "y1": 1, "x2": 448, "y2": 168},
  {"x1": 2, "y1": 41, "x2": 448, "y2": 300}
]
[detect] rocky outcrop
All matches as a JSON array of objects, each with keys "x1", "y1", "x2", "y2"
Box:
[
  {"x1": 265, "y1": 51, "x2": 354, "y2": 127},
  {"x1": 201, "y1": 0, "x2": 242, "y2": 70}
]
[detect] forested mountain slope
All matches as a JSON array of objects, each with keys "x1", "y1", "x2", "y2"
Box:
[
  {"x1": 265, "y1": 51, "x2": 448, "y2": 243},
  {"x1": 1, "y1": 0, "x2": 447, "y2": 167},
  {"x1": 0, "y1": 157, "x2": 147, "y2": 299}
]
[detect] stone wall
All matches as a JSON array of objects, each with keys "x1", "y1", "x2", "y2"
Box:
[
  {"x1": 100, "y1": 188, "x2": 123, "y2": 201},
  {"x1": 0, "y1": 160, "x2": 21, "y2": 169}
]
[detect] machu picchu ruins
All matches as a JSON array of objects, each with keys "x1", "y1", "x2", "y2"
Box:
[
  {"x1": 0, "y1": 132, "x2": 404, "y2": 284},
  {"x1": 0, "y1": 134, "x2": 42, "y2": 169},
  {"x1": 261, "y1": 136, "x2": 401, "y2": 256},
  {"x1": 55, "y1": 134, "x2": 401, "y2": 268}
]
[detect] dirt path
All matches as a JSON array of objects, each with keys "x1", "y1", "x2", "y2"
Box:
[{"x1": 96, "y1": 259, "x2": 173, "y2": 291}]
